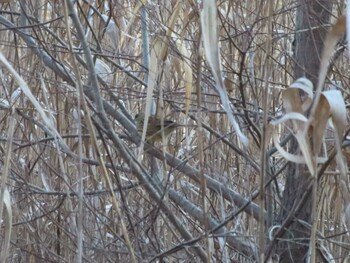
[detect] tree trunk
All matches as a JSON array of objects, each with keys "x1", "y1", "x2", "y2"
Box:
[{"x1": 276, "y1": 1, "x2": 332, "y2": 262}]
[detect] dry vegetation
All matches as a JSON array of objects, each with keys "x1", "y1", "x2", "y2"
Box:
[{"x1": 0, "y1": 0, "x2": 349, "y2": 262}]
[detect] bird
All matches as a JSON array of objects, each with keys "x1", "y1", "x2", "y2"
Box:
[{"x1": 135, "y1": 113, "x2": 182, "y2": 143}]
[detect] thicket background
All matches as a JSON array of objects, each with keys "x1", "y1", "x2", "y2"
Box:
[{"x1": 0, "y1": 0, "x2": 348, "y2": 262}]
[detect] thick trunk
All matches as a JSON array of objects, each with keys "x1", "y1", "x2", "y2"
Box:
[
  {"x1": 293, "y1": 0, "x2": 332, "y2": 85},
  {"x1": 276, "y1": 1, "x2": 332, "y2": 262}
]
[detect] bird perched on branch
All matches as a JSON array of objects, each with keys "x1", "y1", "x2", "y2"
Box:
[{"x1": 135, "y1": 113, "x2": 183, "y2": 143}]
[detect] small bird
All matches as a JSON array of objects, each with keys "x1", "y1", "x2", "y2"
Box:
[{"x1": 135, "y1": 113, "x2": 182, "y2": 143}]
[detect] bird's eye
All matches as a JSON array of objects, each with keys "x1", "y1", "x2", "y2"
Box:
[{"x1": 135, "y1": 114, "x2": 139, "y2": 119}]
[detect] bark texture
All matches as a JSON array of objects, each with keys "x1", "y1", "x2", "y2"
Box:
[{"x1": 276, "y1": 1, "x2": 333, "y2": 262}]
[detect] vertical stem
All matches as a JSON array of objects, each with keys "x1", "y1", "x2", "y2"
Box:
[
  {"x1": 141, "y1": 5, "x2": 149, "y2": 83},
  {"x1": 259, "y1": 0, "x2": 273, "y2": 261},
  {"x1": 196, "y1": 29, "x2": 210, "y2": 262},
  {"x1": 310, "y1": 175, "x2": 317, "y2": 262}
]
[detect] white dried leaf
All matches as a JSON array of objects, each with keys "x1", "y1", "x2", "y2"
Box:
[
  {"x1": 95, "y1": 59, "x2": 112, "y2": 82},
  {"x1": 0, "y1": 99, "x2": 9, "y2": 109},
  {"x1": 289, "y1": 77, "x2": 314, "y2": 99},
  {"x1": 272, "y1": 131, "x2": 325, "y2": 168},
  {"x1": 270, "y1": 112, "x2": 308, "y2": 125},
  {"x1": 201, "y1": 0, "x2": 248, "y2": 146},
  {"x1": 322, "y1": 90, "x2": 348, "y2": 176},
  {"x1": 10, "y1": 87, "x2": 21, "y2": 102}
]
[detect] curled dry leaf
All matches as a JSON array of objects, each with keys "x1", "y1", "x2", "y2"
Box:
[
  {"x1": 271, "y1": 78, "x2": 347, "y2": 176},
  {"x1": 289, "y1": 77, "x2": 313, "y2": 112},
  {"x1": 272, "y1": 15, "x2": 348, "y2": 177},
  {"x1": 321, "y1": 90, "x2": 348, "y2": 177},
  {"x1": 289, "y1": 77, "x2": 314, "y2": 98},
  {"x1": 283, "y1": 77, "x2": 313, "y2": 131},
  {"x1": 305, "y1": 15, "x2": 346, "y2": 137},
  {"x1": 272, "y1": 130, "x2": 326, "y2": 166},
  {"x1": 275, "y1": 77, "x2": 315, "y2": 173}
]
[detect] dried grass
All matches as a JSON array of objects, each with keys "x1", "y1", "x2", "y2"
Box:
[{"x1": 0, "y1": 1, "x2": 348, "y2": 262}]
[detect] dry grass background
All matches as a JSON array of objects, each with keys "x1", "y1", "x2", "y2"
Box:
[{"x1": 0, "y1": 0, "x2": 348, "y2": 262}]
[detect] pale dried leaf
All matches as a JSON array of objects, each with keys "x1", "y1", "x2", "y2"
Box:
[
  {"x1": 179, "y1": 43, "x2": 193, "y2": 115},
  {"x1": 0, "y1": 52, "x2": 57, "y2": 134},
  {"x1": 272, "y1": 130, "x2": 325, "y2": 167},
  {"x1": 40, "y1": 171, "x2": 52, "y2": 191},
  {"x1": 279, "y1": 78, "x2": 316, "y2": 174},
  {"x1": 95, "y1": 59, "x2": 112, "y2": 82},
  {"x1": 289, "y1": 77, "x2": 314, "y2": 98},
  {"x1": 305, "y1": 16, "x2": 346, "y2": 137},
  {"x1": 311, "y1": 95, "x2": 330, "y2": 155},
  {"x1": 284, "y1": 77, "x2": 313, "y2": 115},
  {"x1": 165, "y1": 1, "x2": 181, "y2": 38},
  {"x1": 296, "y1": 133, "x2": 316, "y2": 174},
  {"x1": 172, "y1": 56, "x2": 182, "y2": 78},
  {"x1": 0, "y1": 98, "x2": 10, "y2": 109},
  {"x1": 120, "y1": 1, "x2": 144, "y2": 48},
  {"x1": 322, "y1": 90, "x2": 348, "y2": 177},
  {"x1": 10, "y1": 87, "x2": 21, "y2": 102},
  {"x1": 283, "y1": 88, "x2": 303, "y2": 114},
  {"x1": 201, "y1": 0, "x2": 220, "y2": 80},
  {"x1": 317, "y1": 241, "x2": 336, "y2": 263},
  {"x1": 273, "y1": 82, "x2": 316, "y2": 174},
  {"x1": 323, "y1": 90, "x2": 347, "y2": 134},
  {"x1": 270, "y1": 112, "x2": 308, "y2": 126},
  {"x1": 317, "y1": 15, "x2": 345, "y2": 96},
  {"x1": 200, "y1": 0, "x2": 248, "y2": 146},
  {"x1": 139, "y1": 39, "x2": 167, "y2": 156}
]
